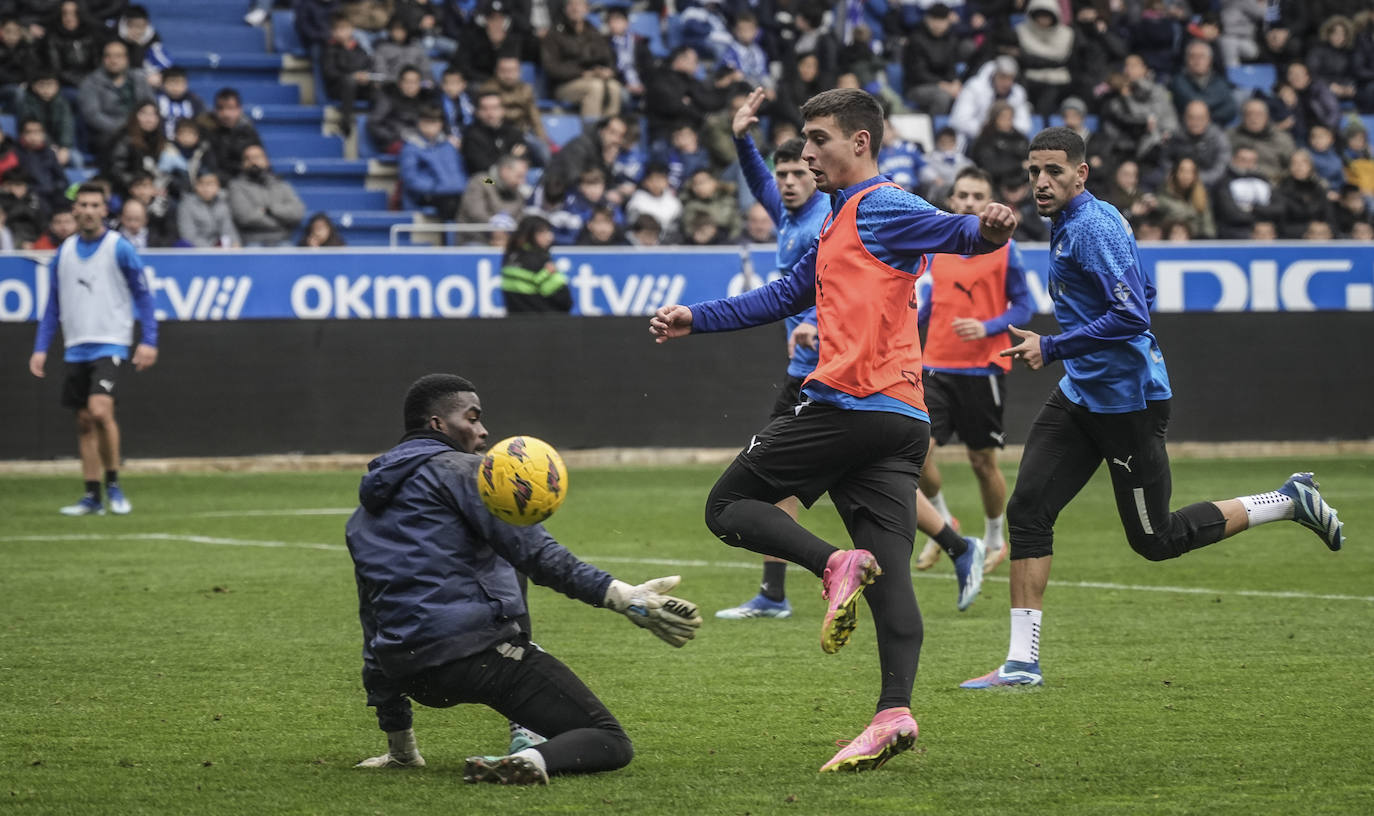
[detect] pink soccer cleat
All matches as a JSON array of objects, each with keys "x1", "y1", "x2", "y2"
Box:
[
  {"x1": 819, "y1": 548, "x2": 881, "y2": 654},
  {"x1": 819, "y1": 707, "x2": 919, "y2": 773}
]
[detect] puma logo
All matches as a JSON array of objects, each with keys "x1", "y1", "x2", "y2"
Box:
[
  {"x1": 747, "y1": 435, "x2": 761, "y2": 454},
  {"x1": 953, "y1": 281, "x2": 975, "y2": 301},
  {"x1": 76, "y1": 277, "x2": 93, "y2": 292},
  {"x1": 989, "y1": 431, "x2": 1006, "y2": 445},
  {"x1": 1112, "y1": 456, "x2": 1134, "y2": 473}
]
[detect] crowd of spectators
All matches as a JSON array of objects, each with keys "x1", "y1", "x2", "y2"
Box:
[{"x1": 2, "y1": 0, "x2": 1373, "y2": 251}]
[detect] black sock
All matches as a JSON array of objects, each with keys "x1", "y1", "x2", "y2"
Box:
[
  {"x1": 760, "y1": 561, "x2": 787, "y2": 601},
  {"x1": 935, "y1": 525, "x2": 968, "y2": 558},
  {"x1": 105, "y1": 469, "x2": 119, "y2": 488},
  {"x1": 84, "y1": 480, "x2": 101, "y2": 500}
]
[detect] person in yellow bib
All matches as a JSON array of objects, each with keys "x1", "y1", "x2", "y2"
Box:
[{"x1": 500, "y1": 215, "x2": 572, "y2": 313}]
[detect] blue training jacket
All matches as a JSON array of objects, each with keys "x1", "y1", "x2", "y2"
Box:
[
  {"x1": 734, "y1": 134, "x2": 828, "y2": 379},
  {"x1": 345, "y1": 435, "x2": 612, "y2": 684},
  {"x1": 1040, "y1": 191, "x2": 1172, "y2": 413}
]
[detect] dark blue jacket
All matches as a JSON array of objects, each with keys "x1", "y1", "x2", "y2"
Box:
[{"x1": 346, "y1": 434, "x2": 612, "y2": 687}]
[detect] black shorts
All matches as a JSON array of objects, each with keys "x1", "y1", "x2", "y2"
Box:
[
  {"x1": 766, "y1": 374, "x2": 808, "y2": 420},
  {"x1": 61, "y1": 356, "x2": 125, "y2": 410},
  {"x1": 738, "y1": 399, "x2": 929, "y2": 514},
  {"x1": 924, "y1": 369, "x2": 1007, "y2": 449}
]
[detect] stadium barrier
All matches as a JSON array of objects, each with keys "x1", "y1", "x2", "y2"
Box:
[{"x1": 1, "y1": 245, "x2": 1370, "y2": 459}]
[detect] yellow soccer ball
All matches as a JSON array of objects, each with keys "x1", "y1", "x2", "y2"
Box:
[{"x1": 477, "y1": 436, "x2": 569, "y2": 525}]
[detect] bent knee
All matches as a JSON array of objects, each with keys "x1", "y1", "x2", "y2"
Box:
[
  {"x1": 605, "y1": 732, "x2": 634, "y2": 770},
  {"x1": 1126, "y1": 533, "x2": 1180, "y2": 562}
]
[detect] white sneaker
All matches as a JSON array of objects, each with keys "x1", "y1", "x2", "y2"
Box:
[{"x1": 244, "y1": 8, "x2": 268, "y2": 26}]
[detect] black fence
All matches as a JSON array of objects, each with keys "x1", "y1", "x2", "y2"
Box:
[{"x1": 2, "y1": 313, "x2": 1369, "y2": 460}]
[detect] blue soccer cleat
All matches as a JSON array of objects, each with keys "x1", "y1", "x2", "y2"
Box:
[
  {"x1": 59, "y1": 496, "x2": 104, "y2": 516},
  {"x1": 953, "y1": 537, "x2": 986, "y2": 611},
  {"x1": 960, "y1": 660, "x2": 1044, "y2": 689},
  {"x1": 105, "y1": 484, "x2": 132, "y2": 515},
  {"x1": 1276, "y1": 472, "x2": 1344, "y2": 551},
  {"x1": 715, "y1": 593, "x2": 792, "y2": 619}
]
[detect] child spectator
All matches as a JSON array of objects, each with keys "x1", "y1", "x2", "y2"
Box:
[
  {"x1": 1340, "y1": 117, "x2": 1374, "y2": 195},
  {"x1": 0, "y1": 117, "x2": 20, "y2": 178},
  {"x1": 718, "y1": 12, "x2": 773, "y2": 95},
  {"x1": 399, "y1": 105, "x2": 467, "y2": 223},
  {"x1": 125, "y1": 170, "x2": 179, "y2": 247},
  {"x1": 16, "y1": 117, "x2": 68, "y2": 210},
  {"x1": 31, "y1": 200, "x2": 76, "y2": 249},
  {"x1": 157, "y1": 117, "x2": 217, "y2": 199},
  {"x1": 549, "y1": 166, "x2": 618, "y2": 244},
  {"x1": 321, "y1": 12, "x2": 378, "y2": 137},
  {"x1": 176, "y1": 169, "x2": 240, "y2": 248},
  {"x1": 576, "y1": 204, "x2": 628, "y2": 246},
  {"x1": 878, "y1": 114, "x2": 926, "y2": 192},
  {"x1": 918, "y1": 126, "x2": 972, "y2": 197},
  {"x1": 605, "y1": 6, "x2": 649, "y2": 106},
  {"x1": 372, "y1": 14, "x2": 433, "y2": 85},
  {"x1": 117, "y1": 4, "x2": 171, "y2": 86},
  {"x1": 299, "y1": 211, "x2": 347, "y2": 246},
  {"x1": 156, "y1": 67, "x2": 205, "y2": 140},
  {"x1": 1332, "y1": 182, "x2": 1374, "y2": 236},
  {"x1": 626, "y1": 212, "x2": 662, "y2": 246},
  {"x1": 680, "y1": 209, "x2": 728, "y2": 246},
  {"x1": 1305, "y1": 124, "x2": 1346, "y2": 190},
  {"x1": 0, "y1": 168, "x2": 46, "y2": 246},
  {"x1": 625, "y1": 162, "x2": 681, "y2": 241},
  {"x1": 439, "y1": 65, "x2": 474, "y2": 134},
  {"x1": 500, "y1": 214, "x2": 573, "y2": 313},
  {"x1": 18, "y1": 71, "x2": 75, "y2": 166},
  {"x1": 653, "y1": 121, "x2": 710, "y2": 191},
  {"x1": 679, "y1": 167, "x2": 739, "y2": 242}
]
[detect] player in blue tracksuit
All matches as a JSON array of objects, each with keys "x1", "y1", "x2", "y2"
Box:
[
  {"x1": 713, "y1": 88, "x2": 830, "y2": 621},
  {"x1": 961, "y1": 128, "x2": 1346, "y2": 690},
  {"x1": 29, "y1": 183, "x2": 158, "y2": 517},
  {"x1": 346, "y1": 374, "x2": 702, "y2": 785}
]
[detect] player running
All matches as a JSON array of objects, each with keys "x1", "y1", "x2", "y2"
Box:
[
  {"x1": 651, "y1": 89, "x2": 1017, "y2": 772},
  {"x1": 961, "y1": 128, "x2": 1345, "y2": 690},
  {"x1": 915, "y1": 166, "x2": 1035, "y2": 575}
]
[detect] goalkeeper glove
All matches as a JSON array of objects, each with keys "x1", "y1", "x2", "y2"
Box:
[
  {"x1": 603, "y1": 575, "x2": 703, "y2": 647},
  {"x1": 355, "y1": 728, "x2": 426, "y2": 768}
]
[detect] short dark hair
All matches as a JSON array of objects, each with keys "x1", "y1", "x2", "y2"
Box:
[
  {"x1": 1028, "y1": 126, "x2": 1086, "y2": 165},
  {"x1": 403, "y1": 374, "x2": 477, "y2": 431},
  {"x1": 163, "y1": 66, "x2": 188, "y2": 82},
  {"x1": 124, "y1": 5, "x2": 149, "y2": 21},
  {"x1": 215, "y1": 88, "x2": 242, "y2": 106},
  {"x1": 799, "y1": 88, "x2": 884, "y2": 158},
  {"x1": 417, "y1": 106, "x2": 443, "y2": 121},
  {"x1": 75, "y1": 182, "x2": 108, "y2": 202},
  {"x1": 398, "y1": 65, "x2": 422, "y2": 80},
  {"x1": 774, "y1": 137, "x2": 805, "y2": 164},
  {"x1": 955, "y1": 166, "x2": 995, "y2": 187},
  {"x1": 442, "y1": 65, "x2": 465, "y2": 80}
]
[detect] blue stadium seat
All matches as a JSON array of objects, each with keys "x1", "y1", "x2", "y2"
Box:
[
  {"x1": 142, "y1": 0, "x2": 241, "y2": 23},
  {"x1": 296, "y1": 186, "x2": 389, "y2": 211},
  {"x1": 193, "y1": 81, "x2": 301, "y2": 106},
  {"x1": 542, "y1": 114, "x2": 583, "y2": 147},
  {"x1": 629, "y1": 10, "x2": 668, "y2": 58},
  {"x1": 1228, "y1": 64, "x2": 1277, "y2": 93},
  {"x1": 261, "y1": 131, "x2": 343, "y2": 160},
  {"x1": 354, "y1": 116, "x2": 382, "y2": 160},
  {"x1": 886, "y1": 63, "x2": 904, "y2": 96},
  {"x1": 520, "y1": 61, "x2": 549, "y2": 102},
  {"x1": 277, "y1": 158, "x2": 372, "y2": 189},
  {"x1": 160, "y1": 23, "x2": 266, "y2": 53},
  {"x1": 271, "y1": 10, "x2": 307, "y2": 56},
  {"x1": 0, "y1": 114, "x2": 14, "y2": 138},
  {"x1": 330, "y1": 211, "x2": 415, "y2": 246},
  {"x1": 248, "y1": 104, "x2": 326, "y2": 136}
]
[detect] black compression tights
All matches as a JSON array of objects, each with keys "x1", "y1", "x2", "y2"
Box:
[{"x1": 705, "y1": 461, "x2": 925, "y2": 711}]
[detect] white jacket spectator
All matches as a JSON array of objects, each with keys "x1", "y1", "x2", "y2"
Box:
[{"x1": 949, "y1": 57, "x2": 1033, "y2": 143}]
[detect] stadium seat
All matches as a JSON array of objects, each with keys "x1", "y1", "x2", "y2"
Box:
[
  {"x1": 271, "y1": 10, "x2": 307, "y2": 56},
  {"x1": 278, "y1": 158, "x2": 373, "y2": 190},
  {"x1": 889, "y1": 113, "x2": 933, "y2": 151},
  {"x1": 543, "y1": 114, "x2": 584, "y2": 147},
  {"x1": 1228, "y1": 63, "x2": 1277, "y2": 93},
  {"x1": 296, "y1": 186, "x2": 388, "y2": 211},
  {"x1": 0, "y1": 114, "x2": 14, "y2": 138},
  {"x1": 260, "y1": 131, "x2": 343, "y2": 160},
  {"x1": 193, "y1": 80, "x2": 301, "y2": 105},
  {"x1": 629, "y1": 10, "x2": 668, "y2": 58},
  {"x1": 160, "y1": 21, "x2": 266, "y2": 52},
  {"x1": 886, "y1": 63, "x2": 904, "y2": 96},
  {"x1": 520, "y1": 61, "x2": 549, "y2": 103},
  {"x1": 248, "y1": 104, "x2": 326, "y2": 136}
]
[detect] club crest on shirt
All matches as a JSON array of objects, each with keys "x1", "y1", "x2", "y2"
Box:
[{"x1": 1112, "y1": 281, "x2": 1132, "y2": 304}]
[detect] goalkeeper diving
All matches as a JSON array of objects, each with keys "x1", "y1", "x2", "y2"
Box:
[{"x1": 345, "y1": 374, "x2": 704, "y2": 786}]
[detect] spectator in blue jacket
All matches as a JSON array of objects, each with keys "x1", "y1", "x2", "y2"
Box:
[
  {"x1": 346, "y1": 373, "x2": 702, "y2": 785},
  {"x1": 399, "y1": 106, "x2": 466, "y2": 223}
]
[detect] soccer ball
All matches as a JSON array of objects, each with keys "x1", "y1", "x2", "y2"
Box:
[{"x1": 477, "y1": 436, "x2": 569, "y2": 525}]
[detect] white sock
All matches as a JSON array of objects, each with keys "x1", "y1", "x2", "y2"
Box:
[
  {"x1": 929, "y1": 490, "x2": 952, "y2": 523},
  {"x1": 512, "y1": 747, "x2": 548, "y2": 774},
  {"x1": 1006, "y1": 608, "x2": 1042, "y2": 664},
  {"x1": 984, "y1": 515, "x2": 1005, "y2": 549},
  {"x1": 1239, "y1": 491, "x2": 1295, "y2": 527}
]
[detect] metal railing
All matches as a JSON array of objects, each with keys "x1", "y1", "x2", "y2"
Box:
[{"x1": 389, "y1": 223, "x2": 505, "y2": 247}]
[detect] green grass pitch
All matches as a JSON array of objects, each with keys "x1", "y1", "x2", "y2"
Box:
[{"x1": 1, "y1": 458, "x2": 1371, "y2": 815}]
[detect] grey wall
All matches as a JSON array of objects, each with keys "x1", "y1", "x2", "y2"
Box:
[{"x1": 2, "y1": 313, "x2": 1368, "y2": 460}]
